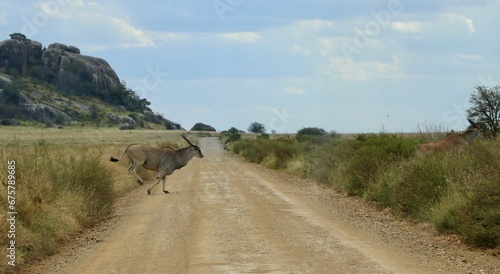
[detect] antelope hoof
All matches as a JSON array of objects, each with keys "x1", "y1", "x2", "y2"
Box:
[
  {"x1": 163, "y1": 190, "x2": 170, "y2": 194},
  {"x1": 137, "y1": 180, "x2": 144, "y2": 186},
  {"x1": 147, "y1": 189, "x2": 152, "y2": 195}
]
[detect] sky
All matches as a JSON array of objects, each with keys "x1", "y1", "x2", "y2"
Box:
[{"x1": 1, "y1": 0, "x2": 500, "y2": 133}]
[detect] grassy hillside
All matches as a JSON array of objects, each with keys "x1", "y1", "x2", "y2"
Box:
[
  {"x1": 0, "y1": 74, "x2": 180, "y2": 129},
  {"x1": 225, "y1": 133, "x2": 500, "y2": 249}
]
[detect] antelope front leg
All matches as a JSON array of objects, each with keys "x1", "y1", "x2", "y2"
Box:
[
  {"x1": 147, "y1": 177, "x2": 161, "y2": 195},
  {"x1": 147, "y1": 171, "x2": 167, "y2": 195}
]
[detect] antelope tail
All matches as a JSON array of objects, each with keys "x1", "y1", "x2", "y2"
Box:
[{"x1": 110, "y1": 148, "x2": 128, "y2": 162}]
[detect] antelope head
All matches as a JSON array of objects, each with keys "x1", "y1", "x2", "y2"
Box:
[
  {"x1": 182, "y1": 134, "x2": 204, "y2": 158},
  {"x1": 466, "y1": 118, "x2": 486, "y2": 140}
]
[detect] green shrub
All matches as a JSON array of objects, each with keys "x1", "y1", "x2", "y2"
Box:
[
  {"x1": 226, "y1": 133, "x2": 241, "y2": 143},
  {"x1": 344, "y1": 134, "x2": 421, "y2": 196},
  {"x1": 301, "y1": 138, "x2": 353, "y2": 187},
  {"x1": 220, "y1": 127, "x2": 242, "y2": 145},
  {"x1": 257, "y1": 133, "x2": 270, "y2": 139},
  {"x1": 233, "y1": 138, "x2": 298, "y2": 169},
  {"x1": 297, "y1": 127, "x2": 327, "y2": 136},
  {"x1": 296, "y1": 127, "x2": 327, "y2": 142},
  {"x1": 391, "y1": 156, "x2": 451, "y2": 218},
  {"x1": 457, "y1": 180, "x2": 500, "y2": 248},
  {"x1": 268, "y1": 139, "x2": 298, "y2": 169},
  {"x1": 234, "y1": 139, "x2": 268, "y2": 163},
  {"x1": 426, "y1": 143, "x2": 500, "y2": 248}
]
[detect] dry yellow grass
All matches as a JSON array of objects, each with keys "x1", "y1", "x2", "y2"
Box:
[{"x1": 0, "y1": 126, "x2": 196, "y2": 145}]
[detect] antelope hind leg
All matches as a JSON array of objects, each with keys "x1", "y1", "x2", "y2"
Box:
[
  {"x1": 161, "y1": 177, "x2": 169, "y2": 194},
  {"x1": 129, "y1": 163, "x2": 145, "y2": 186}
]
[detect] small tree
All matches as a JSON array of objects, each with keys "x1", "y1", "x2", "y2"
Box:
[
  {"x1": 9, "y1": 33, "x2": 30, "y2": 43},
  {"x1": 467, "y1": 85, "x2": 500, "y2": 138},
  {"x1": 225, "y1": 127, "x2": 241, "y2": 143},
  {"x1": 248, "y1": 122, "x2": 266, "y2": 134},
  {"x1": 296, "y1": 127, "x2": 329, "y2": 143},
  {"x1": 297, "y1": 127, "x2": 327, "y2": 136}
]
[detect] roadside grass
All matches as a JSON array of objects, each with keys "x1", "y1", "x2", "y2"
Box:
[
  {"x1": 0, "y1": 143, "x2": 115, "y2": 269},
  {"x1": 229, "y1": 133, "x2": 500, "y2": 249},
  {"x1": 233, "y1": 136, "x2": 299, "y2": 170},
  {"x1": 0, "y1": 127, "x2": 196, "y2": 272}
]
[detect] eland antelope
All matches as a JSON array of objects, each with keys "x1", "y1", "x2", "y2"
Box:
[
  {"x1": 417, "y1": 119, "x2": 484, "y2": 157},
  {"x1": 110, "y1": 135, "x2": 204, "y2": 195}
]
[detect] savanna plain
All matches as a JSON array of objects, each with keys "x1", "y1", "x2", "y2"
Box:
[{"x1": 0, "y1": 126, "x2": 499, "y2": 273}]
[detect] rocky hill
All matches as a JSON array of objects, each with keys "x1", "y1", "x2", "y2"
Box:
[
  {"x1": 0, "y1": 39, "x2": 120, "y2": 93},
  {"x1": 0, "y1": 35, "x2": 181, "y2": 129},
  {"x1": 190, "y1": 122, "x2": 216, "y2": 131}
]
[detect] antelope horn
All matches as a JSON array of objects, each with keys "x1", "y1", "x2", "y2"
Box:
[
  {"x1": 182, "y1": 134, "x2": 195, "y2": 146},
  {"x1": 467, "y1": 118, "x2": 479, "y2": 128}
]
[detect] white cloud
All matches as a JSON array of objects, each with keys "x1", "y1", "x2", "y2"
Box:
[
  {"x1": 287, "y1": 19, "x2": 336, "y2": 41},
  {"x1": 464, "y1": 18, "x2": 475, "y2": 34},
  {"x1": 282, "y1": 86, "x2": 306, "y2": 95},
  {"x1": 324, "y1": 55, "x2": 401, "y2": 81},
  {"x1": 150, "y1": 31, "x2": 192, "y2": 42},
  {"x1": 391, "y1": 21, "x2": 425, "y2": 33},
  {"x1": 444, "y1": 13, "x2": 476, "y2": 34},
  {"x1": 318, "y1": 37, "x2": 352, "y2": 57},
  {"x1": 37, "y1": 1, "x2": 155, "y2": 49},
  {"x1": 391, "y1": 13, "x2": 476, "y2": 35},
  {"x1": 296, "y1": 19, "x2": 333, "y2": 31},
  {"x1": 218, "y1": 32, "x2": 263, "y2": 43},
  {"x1": 108, "y1": 17, "x2": 155, "y2": 48}
]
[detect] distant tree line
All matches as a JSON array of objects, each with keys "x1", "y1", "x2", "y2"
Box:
[{"x1": 243, "y1": 85, "x2": 500, "y2": 138}]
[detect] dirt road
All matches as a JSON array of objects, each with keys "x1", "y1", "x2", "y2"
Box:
[{"x1": 29, "y1": 137, "x2": 499, "y2": 273}]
